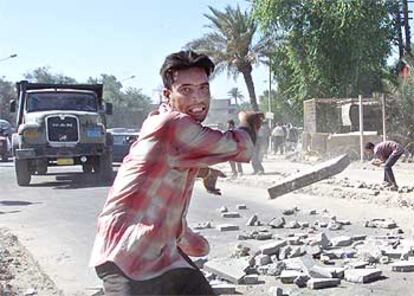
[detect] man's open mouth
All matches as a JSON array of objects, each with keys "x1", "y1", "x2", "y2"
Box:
[{"x1": 188, "y1": 105, "x2": 206, "y2": 115}]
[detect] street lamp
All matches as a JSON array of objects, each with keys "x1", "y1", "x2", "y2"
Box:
[
  {"x1": 120, "y1": 75, "x2": 136, "y2": 82},
  {"x1": 0, "y1": 54, "x2": 17, "y2": 63}
]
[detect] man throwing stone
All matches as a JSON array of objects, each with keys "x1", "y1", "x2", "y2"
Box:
[{"x1": 89, "y1": 50, "x2": 263, "y2": 295}]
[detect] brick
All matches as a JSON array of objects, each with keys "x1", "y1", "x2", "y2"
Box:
[
  {"x1": 307, "y1": 278, "x2": 341, "y2": 289},
  {"x1": 282, "y1": 208, "x2": 295, "y2": 215},
  {"x1": 287, "y1": 220, "x2": 301, "y2": 229},
  {"x1": 204, "y1": 258, "x2": 250, "y2": 284},
  {"x1": 218, "y1": 206, "x2": 228, "y2": 213},
  {"x1": 268, "y1": 154, "x2": 350, "y2": 199},
  {"x1": 280, "y1": 270, "x2": 304, "y2": 284},
  {"x1": 268, "y1": 287, "x2": 283, "y2": 296},
  {"x1": 330, "y1": 236, "x2": 352, "y2": 247},
  {"x1": 221, "y1": 212, "x2": 240, "y2": 218},
  {"x1": 256, "y1": 254, "x2": 271, "y2": 266},
  {"x1": 351, "y1": 234, "x2": 367, "y2": 241},
  {"x1": 309, "y1": 265, "x2": 345, "y2": 279},
  {"x1": 259, "y1": 240, "x2": 287, "y2": 255},
  {"x1": 294, "y1": 274, "x2": 310, "y2": 288},
  {"x1": 391, "y1": 261, "x2": 414, "y2": 272},
  {"x1": 246, "y1": 214, "x2": 258, "y2": 226},
  {"x1": 237, "y1": 204, "x2": 247, "y2": 210},
  {"x1": 268, "y1": 217, "x2": 285, "y2": 229},
  {"x1": 267, "y1": 262, "x2": 286, "y2": 276},
  {"x1": 346, "y1": 260, "x2": 369, "y2": 269},
  {"x1": 211, "y1": 283, "x2": 236, "y2": 295},
  {"x1": 243, "y1": 275, "x2": 259, "y2": 285},
  {"x1": 217, "y1": 224, "x2": 239, "y2": 232},
  {"x1": 309, "y1": 209, "x2": 317, "y2": 215},
  {"x1": 344, "y1": 268, "x2": 382, "y2": 283}
]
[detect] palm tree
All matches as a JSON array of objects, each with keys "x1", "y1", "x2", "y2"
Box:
[
  {"x1": 187, "y1": 5, "x2": 264, "y2": 111},
  {"x1": 227, "y1": 87, "x2": 244, "y2": 105}
]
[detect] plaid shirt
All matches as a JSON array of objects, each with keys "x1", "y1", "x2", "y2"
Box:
[
  {"x1": 89, "y1": 104, "x2": 253, "y2": 280},
  {"x1": 374, "y1": 141, "x2": 404, "y2": 162}
]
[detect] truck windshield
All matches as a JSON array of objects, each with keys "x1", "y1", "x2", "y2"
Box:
[{"x1": 26, "y1": 92, "x2": 98, "y2": 112}]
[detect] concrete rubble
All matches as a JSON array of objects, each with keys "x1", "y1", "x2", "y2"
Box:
[{"x1": 198, "y1": 202, "x2": 414, "y2": 294}]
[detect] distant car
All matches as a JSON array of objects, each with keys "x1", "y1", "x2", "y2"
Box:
[{"x1": 107, "y1": 129, "x2": 140, "y2": 162}]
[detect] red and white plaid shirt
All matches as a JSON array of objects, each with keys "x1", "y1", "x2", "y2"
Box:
[
  {"x1": 374, "y1": 141, "x2": 404, "y2": 162},
  {"x1": 89, "y1": 104, "x2": 253, "y2": 280}
]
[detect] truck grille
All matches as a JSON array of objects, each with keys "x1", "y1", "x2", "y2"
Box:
[{"x1": 47, "y1": 115, "x2": 79, "y2": 143}]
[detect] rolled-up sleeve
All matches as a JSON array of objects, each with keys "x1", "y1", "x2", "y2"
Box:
[
  {"x1": 177, "y1": 226, "x2": 210, "y2": 257},
  {"x1": 168, "y1": 115, "x2": 254, "y2": 168}
]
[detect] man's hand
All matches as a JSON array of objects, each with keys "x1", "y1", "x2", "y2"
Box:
[
  {"x1": 198, "y1": 168, "x2": 226, "y2": 195},
  {"x1": 371, "y1": 159, "x2": 383, "y2": 167},
  {"x1": 238, "y1": 111, "x2": 264, "y2": 133}
]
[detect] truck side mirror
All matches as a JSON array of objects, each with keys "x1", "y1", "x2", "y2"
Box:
[
  {"x1": 105, "y1": 103, "x2": 113, "y2": 115},
  {"x1": 10, "y1": 100, "x2": 16, "y2": 113}
]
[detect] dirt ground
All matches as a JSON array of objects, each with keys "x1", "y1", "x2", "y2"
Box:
[{"x1": 0, "y1": 228, "x2": 62, "y2": 296}]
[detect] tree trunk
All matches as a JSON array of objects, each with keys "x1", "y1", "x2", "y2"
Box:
[{"x1": 241, "y1": 68, "x2": 259, "y2": 111}]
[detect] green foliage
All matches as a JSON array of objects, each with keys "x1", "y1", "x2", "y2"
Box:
[
  {"x1": 0, "y1": 78, "x2": 16, "y2": 123},
  {"x1": 252, "y1": 0, "x2": 397, "y2": 111},
  {"x1": 187, "y1": 5, "x2": 266, "y2": 111},
  {"x1": 227, "y1": 87, "x2": 244, "y2": 105},
  {"x1": 24, "y1": 66, "x2": 77, "y2": 84},
  {"x1": 258, "y1": 89, "x2": 301, "y2": 125}
]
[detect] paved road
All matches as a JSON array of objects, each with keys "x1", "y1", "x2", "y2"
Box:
[{"x1": 1, "y1": 160, "x2": 414, "y2": 296}]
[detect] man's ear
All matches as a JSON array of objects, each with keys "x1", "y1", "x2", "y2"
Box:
[{"x1": 163, "y1": 88, "x2": 171, "y2": 102}]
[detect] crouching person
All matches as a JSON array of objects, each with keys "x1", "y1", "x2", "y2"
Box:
[{"x1": 89, "y1": 50, "x2": 263, "y2": 295}]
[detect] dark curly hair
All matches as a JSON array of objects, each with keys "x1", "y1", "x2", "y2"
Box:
[{"x1": 160, "y1": 50, "x2": 215, "y2": 89}]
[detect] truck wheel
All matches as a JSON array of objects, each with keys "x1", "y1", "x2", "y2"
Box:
[
  {"x1": 95, "y1": 153, "x2": 113, "y2": 181},
  {"x1": 15, "y1": 159, "x2": 31, "y2": 186},
  {"x1": 1, "y1": 153, "x2": 7, "y2": 162},
  {"x1": 83, "y1": 164, "x2": 93, "y2": 174},
  {"x1": 36, "y1": 166, "x2": 48, "y2": 175}
]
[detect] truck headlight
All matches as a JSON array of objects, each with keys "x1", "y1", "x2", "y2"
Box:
[{"x1": 23, "y1": 129, "x2": 41, "y2": 139}]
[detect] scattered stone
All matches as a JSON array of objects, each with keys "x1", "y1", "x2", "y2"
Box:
[
  {"x1": 365, "y1": 219, "x2": 397, "y2": 229},
  {"x1": 260, "y1": 240, "x2": 287, "y2": 255},
  {"x1": 380, "y1": 256, "x2": 390, "y2": 265},
  {"x1": 305, "y1": 245, "x2": 322, "y2": 258},
  {"x1": 344, "y1": 268, "x2": 382, "y2": 283},
  {"x1": 287, "y1": 237, "x2": 303, "y2": 246},
  {"x1": 256, "y1": 254, "x2": 271, "y2": 266},
  {"x1": 268, "y1": 287, "x2": 283, "y2": 296},
  {"x1": 327, "y1": 221, "x2": 342, "y2": 231},
  {"x1": 346, "y1": 260, "x2": 369, "y2": 269},
  {"x1": 192, "y1": 257, "x2": 208, "y2": 269},
  {"x1": 300, "y1": 221, "x2": 309, "y2": 228},
  {"x1": 193, "y1": 221, "x2": 212, "y2": 230},
  {"x1": 243, "y1": 274, "x2": 259, "y2": 285},
  {"x1": 287, "y1": 220, "x2": 301, "y2": 229},
  {"x1": 279, "y1": 246, "x2": 292, "y2": 260},
  {"x1": 211, "y1": 282, "x2": 236, "y2": 295},
  {"x1": 267, "y1": 262, "x2": 286, "y2": 276},
  {"x1": 323, "y1": 249, "x2": 356, "y2": 260},
  {"x1": 280, "y1": 270, "x2": 304, "y2": 284},
  {"x1": 237, "y1": 204, "x2": 247, "y2": 210},
  {"x1": 337, "y1": 219, "x2": 351, "y2": 226},
  {"x1": 217, "y1": 224, "x2": 239, "y2": 232},
  {"x1": 330, "y1": 236, "x2": 352, "y2": 247},
  {"x1": 319, "y1": 232, "x2": 332, "y2": 250},
  {"x1": 294, "y1": 274, "x2": 310, "y2": 288},
  {"x1": 319, "y1": 222, "x2": 328, "y2": 228},
  {"x1": 238, "y1": 233, "x2": 252, "y2": 240},
  {"x1": 233, "y1": 243, "x2": 251, "y2": 257},
  {"x1": 309, "y1": 265, "x2": 345, "y2": 279},
  {"x1": 246, "y1": 214, "x2": 258, "y2": 226},
  {"x1": 282, "y1": 208, "x2": 295, "y2": 216},
  {"x1": 309, "y1": 209, "x2": 317, "y2": 215},
  {"x1": 307, "y1": 278, "x2": 340, "y2": 289},
  {"x1": 391, "y1": 261, "x2": 414, "y2": 272},
  {"x1": 268, "y1": 217, "x2": 285, "y2": 229},
  {"x1": 255, "y1": 232, "x2": 273, "y2": 241},
  {"x1": 289, "y1": 246, "x2": 305, "y2": 258},
  {"x1": 24, "y1": 288, "x2": 37, "y2": 296},
  {"x1": 356, "y1": 242, "x2": 382, "y2": 263},
  {"x1": 351, "y1": 234, "x2": 367, "y2": 241},
  {"x1": 204, "y1": 257, "x2": 250, "y2": 284},
  {"x1": 222, "y1": 212, "x2": 241, "y2": 218},
  {"x1": 219, "y1": 206, "x2": 228, "y2": 213}
]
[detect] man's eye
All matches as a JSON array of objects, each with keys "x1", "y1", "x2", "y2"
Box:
[{"x1": 181, "y1": 88, "x2": 192, "y2": 94}]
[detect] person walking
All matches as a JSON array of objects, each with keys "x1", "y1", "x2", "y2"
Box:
[{"x1": 227, "y1": 119, "x2": 243, "y2": 177}]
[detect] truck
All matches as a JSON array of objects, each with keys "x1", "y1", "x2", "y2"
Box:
[{"x1": 10, "y1": 80, "x2": 113, "y2": 186}]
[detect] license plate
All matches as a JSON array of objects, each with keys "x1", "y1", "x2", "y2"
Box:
[
  {"x1": 87, "y1": 128, "x2": 101, "y2": 138},
  {"x1": 57, "y1": 158, "x2": 74, "y2": 166}
]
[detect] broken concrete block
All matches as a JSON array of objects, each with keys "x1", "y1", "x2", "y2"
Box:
[
  {"x1": 256, "y1": 254, "x2": 271, "y2": 266},
  {"x1": 344, "y1": 268, "x2": 382, "y2": 283},
  {"x1": 351, "y1": 234, "x2": 367, "y2": 241},
  {"x1": 391, "y1": 261, "x2": 414, "y2": 272},
  {"x1": 267, "y1": 262, "x2": 286, "y2": 276},
  {"x1": 268, "y1": 154, "x2": 350, "y2": 199},
  {"x1": 259, "y1": 240, "x2": 287, "y2": 255},
  {"x1": 294, "y1": 274, "x2": 310, "y2": 288},
  {"x1": 219, "y1": 206, "x2": 228, "y2": 213},
  {"x1": 217, "y1": 224, "x2": 239, "y2": 232},
  {"x1": 211, "y1": 283, "x2": 236, "y2": 295},
  {"x1": 346, "y1": 260, "x2": 369, "y2": 269},
  {"x1": 280, "y1": 270, "x2": 304, "y2": 284},
  {"x1": 309, "y1": 265, "x2": 344, "y2": 279},
  {"x1": 255, "y1": 232, "x2": 273, "y2": 241},
  {"x1": 323, "y1": 249, "x2": 355, "y2": 260},
  {"x1": 305, "y1": 245, "x2": 322, "y2": 258},
  {"x1": 268, "y1": 217, "x2": 285, "y2": 229},
  {"x1": 327, "y1": 221, "x2": 342, "y2": 231},
  {"x1": 300, "y1": 221, "x2": 309, "y2": 228},
  {"x1": 279, "y1": 246, "x2": 292, "y2": 260},
  {"x1": 282, "y1": 208, "x2": 295, "y2": 215},
  {"x1": 238, "y1": 233, "x2": 252, "y2": 240},
  {"x1": 204, "y1": 258, "x2": 250, "y2": 284},
  {"x1": 287, "y1": 237, "x2": 303, "y2": 246},
  {"x1": 307, "y1": 278, "x2": 340, "y2": 289},
  {"x1": 246, "y1": 214, "x2": 258, "y2": 226},
  {"x1": 337, "y1": 219, "x2": 351, "y2": 226},
  {"x1": 237, "y1": 204, "x2": 247, "y2": 210},
  {"x1": 222, "y1": 212, "x2": 241, "y2": 218},
  {"x1": 192, "y1": 257, "x2": 208, "y2": 269},
  {"x1": 242, "y1": 274, "x2": 259, "y2": 285},
  {"x1": 319, "y1": 222, "x2": 328, "y2": 228},
  {"x1": 193, "y1": 221, "x2": 212, "y2": 230},
  {"x1": 287, "y1": 220, "x2": 301, "y2": 229},
  {"x1": 289, "y1": 246, "x2": 305, "y2": 258},
  {"x1": 319, "y1": 232, "x2": 332, "y2": 250},
  {"x1": 330, "y1": 236, "x2": 352, "y2": 247},
  {"x1": 268, "y1": 287, "x2": 283, "y2": 296}
]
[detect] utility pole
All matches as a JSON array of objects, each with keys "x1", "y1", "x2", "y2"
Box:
[{"x1": 403, "y1": 0, "x2": 412, "y2": 55}]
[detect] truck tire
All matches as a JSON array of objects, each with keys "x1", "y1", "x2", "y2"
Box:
[
  {"x1": 82, "y1": 163, "x2": 93, "y2": 174},
  {"x1": 1, "y1": 153, "x2": 7, "y2": 162},
  {"x1": 95, "y1": 153, "x2": 113, "y2": 181},
  {"x1": 15, "y1": 159, "x2": 31, "y2": 186}
]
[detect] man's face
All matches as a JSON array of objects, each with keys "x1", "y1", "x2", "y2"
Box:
[
  {"x1": 164, "y1": 67, "x2": 211, "y2": 122},
  {"x1": 364, "y1": 148, "x2": 374, "y2": 159}
]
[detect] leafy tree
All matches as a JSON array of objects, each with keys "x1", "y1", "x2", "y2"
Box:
[
  {"x1": 24, "y1": 66, "x2": 77, "y2": 84},
  {"x1": 227, "y1": 87, "x2": 244, "y2": 105},
  {"x1": 0, "y1": 78, "x2": 16, "y2": 123},
  {"x1": 187, "y1": 5, "x2": 266, "y2": 111},
  {"x1": 259, "y1": 89, "x2": 301, "y2": 125},
  {"x1": 252, "y1": 0, "x2": 398, "y2": 110}
]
